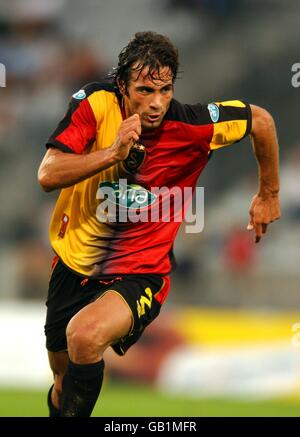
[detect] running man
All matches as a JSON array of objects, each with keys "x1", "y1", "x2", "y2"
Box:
[{"x1": 38, "y1": 31, "x2": 280, "y2": 416}]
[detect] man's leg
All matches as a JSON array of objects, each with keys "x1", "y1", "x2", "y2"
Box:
[
  {"x1": 60, "y1": 291, "x2": 133, "y2": 417},
  {"x1": 47, "y1": 350, "x2": 69, "y2": 416}
]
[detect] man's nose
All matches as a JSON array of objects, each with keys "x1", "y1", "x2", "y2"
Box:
[{"x1": 149, "y1": 94, "x2": 163, "y2": 110}]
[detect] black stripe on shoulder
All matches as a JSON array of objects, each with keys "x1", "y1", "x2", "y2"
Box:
[
  {"x1": 77, "y1": 81, "x2": 117, "y2": 98},
  {"x1": 45, "y1": 82, "x2": 118, "y2": 150},
  {"x1": 165, "y1": 99, "x2": 251, "y2": 130},
  {"x1": 70, "y1": 82, "x2": 118, "y2": 110},
  {"x1": 217, "y1": 101, "x2": 249, "y2": 123},
  {"x1": 46, "y1": 139, "x2": 75, "y2": 153},
  {"x1": 216, "y1": 101, "x2": 252, "y2": 142},
  {"x1": 165, "y1": 99, "x2": 212, "y2": 126}
]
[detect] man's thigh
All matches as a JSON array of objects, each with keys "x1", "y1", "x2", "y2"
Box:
[
  {"x1": 44, "y1": 258, "x2": 104, "y2": 352},
  {"x1": 98, "y1": 275, "x2": 170, "y2": 356},
  {"x1": 44, "y1": 257, "x2": 170, "y2": 355}
]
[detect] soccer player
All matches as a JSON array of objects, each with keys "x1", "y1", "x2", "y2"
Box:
[{"x1": 38, "y1": 31, "x2": 280, "y2": 417}]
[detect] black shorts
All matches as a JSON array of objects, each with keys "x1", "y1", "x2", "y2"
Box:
[{"x1": 44, "y1": 257, "x2": 170, "y2": 356}]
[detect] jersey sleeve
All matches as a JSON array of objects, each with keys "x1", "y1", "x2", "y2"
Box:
[
  {"x1": 46, "y1": 85, "x2": 98, "y2": 154},
  {"x1": 208, "y1": 100, "x2": 252, "y2": 150}
]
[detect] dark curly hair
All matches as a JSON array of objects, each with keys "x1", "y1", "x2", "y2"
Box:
[{"x1": 111, "y1": 31, "x2": 179, "y2": 91}]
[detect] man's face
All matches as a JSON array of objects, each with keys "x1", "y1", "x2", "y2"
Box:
[{"x1": 120, "y1": 65, "x2": 174, "y2": 130}]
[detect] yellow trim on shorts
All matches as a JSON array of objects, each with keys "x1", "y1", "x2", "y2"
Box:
[
  {"x1": 117, "y1": 344, "x2": 125, "y2": 355},
  {"x1": 154, "y1": 277, "x2": 166, "y2": 299},
  {"x1": 95, "y1": 289, "x2": 135, "y2": 337}
]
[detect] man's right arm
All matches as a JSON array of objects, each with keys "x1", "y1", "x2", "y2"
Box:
[
  {"x1": 38, "y1": 147, "x2": 118, "y2": 192},
  {"x1": 38, "y1": 114, "x2": 141, "y2": 192}
]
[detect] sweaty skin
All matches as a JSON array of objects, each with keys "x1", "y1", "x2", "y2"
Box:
[{"x1": 118, "y1": 65, "x2": 174, "y2": 131}]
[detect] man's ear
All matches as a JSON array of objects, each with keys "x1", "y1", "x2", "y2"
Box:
[{"x1": 117, "y1": 80, "x2": 126, "y2": 96}]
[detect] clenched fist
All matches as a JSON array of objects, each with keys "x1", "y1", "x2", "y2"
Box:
[{"x1": 111, "y1": 114, "x2": 141, "y2": 162}]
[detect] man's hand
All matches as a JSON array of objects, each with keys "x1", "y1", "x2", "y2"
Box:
[
  {"x1": 111, "y1": 114, "x2": 141, "y2": 162},
  {"x1": 248, "y1": 105, "x2": 280, "y2": 243},
  {"x1": 247, "y1": 194, "x2": 281, "y2": 243},
  {"x1": 38, "y1": 113, "x2": 142, "y2": 192}
]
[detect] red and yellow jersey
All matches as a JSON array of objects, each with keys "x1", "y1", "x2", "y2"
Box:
[{"x1": 46, "y1": 82, "x2": 251, "y2": 277}]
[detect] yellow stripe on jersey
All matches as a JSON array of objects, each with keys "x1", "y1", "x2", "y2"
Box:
[
  {"x1": 209, "y1": 100, "x2": 250, "y2": 150},
  {"x1": 87, "y1": 90, "x2": 121, "y2": 130},
  {"x1": 210, "y1": 119, "x2": 248, "y2": 149},
  {"x1": 49, "y1": 88, "x2": 125, "y2": 276},
  {"x1": 214, "y1": 100, "x2": 247, "y2": 108}
]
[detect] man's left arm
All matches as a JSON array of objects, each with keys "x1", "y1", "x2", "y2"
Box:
[{"x1": 248, "y1": 104, "x2": 281, "y2": 243}]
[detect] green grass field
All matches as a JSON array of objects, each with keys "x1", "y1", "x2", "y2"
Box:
[{"x1": 0, "y1": 382, "x2": 300, "y2": 417}]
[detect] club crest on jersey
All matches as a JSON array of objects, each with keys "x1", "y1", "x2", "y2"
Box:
[
  {"x1": 98, "y1": 180, "x2": 156, "y2": 210},
  {"x1": 122, "y1": 143, "x2": 146, "y2": 173},
  {"x1": 208, "y1": 103, "x2": 219, "y2": 123},
  {"x1": 72, "y1": 89, "x2": 86, "y2": 100}
]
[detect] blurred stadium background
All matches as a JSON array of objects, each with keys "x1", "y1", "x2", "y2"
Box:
[{"x1": 1, "y1": 0, "x2": 300, "y2": 417}]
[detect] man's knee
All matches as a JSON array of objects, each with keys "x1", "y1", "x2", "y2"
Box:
[
  {"x1": 66, "y1": 292, "x2": 133, "y2": 362},
  {"x1": 66, "y1": 317, "x2": 111, "y2": 359}
]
